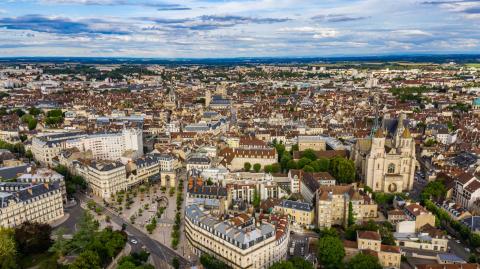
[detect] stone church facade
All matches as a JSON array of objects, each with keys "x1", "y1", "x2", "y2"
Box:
[{"x1": 352, "y1": 114, "x2": 416, "y2": 193}]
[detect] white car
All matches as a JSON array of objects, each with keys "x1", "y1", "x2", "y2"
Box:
[{"x1": 131, "y1": 239, "x2": 138, "y2": 244}]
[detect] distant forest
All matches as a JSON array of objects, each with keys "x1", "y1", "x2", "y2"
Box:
[{"x1": 0, "y1": 54, "x2": 479, "y2": 65}]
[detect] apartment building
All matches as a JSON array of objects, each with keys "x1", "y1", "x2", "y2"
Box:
[
  {"x1": 297, "y1": 135, "x2": 326, "y2": 151},
  {"x1": 75, "y1": 160, "x2": 127, "y2": 199},
  {"x1": 186, "y1": 154, "x2": 211, "y2": 172},
  {"x1": 394, "y1": 223, "x2": 448, "y2": 252},
  {"x1": 403, "y1": 203, "x2": 436, "y2": 231},
  {"x1": 187, "y1": 177, "x2": 229, "y2": 212},
  {"x1": 17, "y1": 168, "x2": 67, "y2": 202},
  {"x1": 185, "y1": 204, "x2": 289, "y2": 269},
  {"x1": 219, "y1": 147, "x2": 277, "y2": 171},
  {"x1": 299, "y1": 171, "x2": 336, "y2": 202},
  {"x1": 153, "y1": 153, "x2": 176, "y2": 172},
  {"x1": 453, "y1": 173, "x2": 480, "y2": 209},
  {"x1": 32, "y1": 129, "x2": 143, "y2": 166},
  {"x1": 0, "y1": 181, "x2": 64, "y2": 227},
  {"x1": 355, "y1": 231, "x2": 401, "y2": 268},
  {"x1": 315, "y1": 185, "x2": 377, "y2": 229},
  {"x1": 125, "y1": 155, "x2": 161, "y2": 188},
  {"x1": 227, "y1": 180, "x2": 287, "y2": 204},
  {"x1": 274, "y1": 200, "x2": 314, "y2": 226}
]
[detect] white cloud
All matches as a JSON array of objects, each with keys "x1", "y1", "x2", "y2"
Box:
[
  {"x1": 391, "y1": 29, "x2": 432, "y2": 37},
  {"x1": 278, "y1": 27, "x2": 338, "y2": 38}
]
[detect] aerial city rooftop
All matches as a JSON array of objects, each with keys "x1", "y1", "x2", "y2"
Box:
[{"x1": 0, "y1": 60, "x2": 480, "y2": 269}]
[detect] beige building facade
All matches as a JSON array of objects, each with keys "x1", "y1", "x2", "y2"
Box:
[
  {"x1": 185, "y1": 204, "x2": 289, "y2": 269},
  {"x1": 0, "y1": 181, "x2": 64, "y2": 227},
  {"x1": 352, "y1": 115, "x2": 416, "y2": 193},
  {"x1": 316, "y1": 185, "x2": 377, "y2": 229}
]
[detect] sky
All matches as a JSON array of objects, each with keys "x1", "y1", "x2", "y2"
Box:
[{"x1": 0, "y1": 0, "x2": 479, "y2": 58}]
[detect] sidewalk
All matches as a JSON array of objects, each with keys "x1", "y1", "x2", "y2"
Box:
[{"x1": 50, "y1": 212, "x2": 70, "y2": 228}]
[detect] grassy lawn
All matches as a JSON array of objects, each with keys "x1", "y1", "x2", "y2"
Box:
[{"x1": 19, "y1": 252, "x2": 55, "y2": 268}]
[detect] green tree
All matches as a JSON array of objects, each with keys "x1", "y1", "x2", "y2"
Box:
[
  {"x1": 297, "y1": 157, "x2": 311, "y2": 169},
  {"x1": 320, "y1": 228, "x2": 338, "y2": 238},
  {"x1": 330, "y1": 157, "x2": 355, "y2": 184},
  {"x1": 291, "y1": 144, "x2": 299, "y2": 152},
  {"x1": 348, "y1": 201, "x2": 356, "y2": 227},
  {"x1": 421, "y1": 180, "x2": 447, "y2": 202},
  {"x1": 301, "y1": 149, "x2": 317, "y2": 161},
  {"x1": 280, "y1": 152, "x2": 292, "y2": 171},
  {"x1": 317, "y1": 235, "x2": 345, "y2": 268},
  {"x1": 269, "y1": 261, "x2": 294, "y2": 269},
  {"x1": 14, "y1": 221, "x2": 52, "y2": 255},
  {"x1": 303, "y1": 165, "x2": 315, "y2": 172},
  {"x1": 28, "y1": 118, "x2": 37, "y2": 130},
  {"x1": 468, "y1": 254, "x2": 478, "y2": 263},
  {"x1": 253, "y1": 163, "x2": 261, "y2": 172},
  {"x1": 28, "y1": 107, "x2": 42, "y2": 116},
  {"x1": 0, "y1": 227, "x2": 17, "y2": 269},
  {"x1": 270, "y1": 163, "x2": 281, "y2": 173},
  {"x1": 172, "y1": 257, "x2": 180, "y2": 269},
  {"x1": 71, "y1": 211, "x2": 99, "y2": 250},
  {"x1": 446, "y1": 121, "x2": 456, "y2": 132},
  {"x1": 346, "y1": 253, "x2": 382, "y2": 269},
  {"x1": 200, "y1": 253, "x2": 231, "y2": 269},
  {"x1": 252, "y1": 189, "x2": 261, "y2": 208},
  {"x1": 14, "y1": 109, "x2": 25, "y2": 117},
  {"x1": 286, "y1": 160, "x2": 298, "y2": 170},
  {"x1": 69, "y1": 250, "x2": 101, "y2": 269},
  {"x1": 47, "y1": 109, "x2": 63, "y2": 118},
  {"x1": 21, "y1": 114, "x2": 34, "y2": 124},
  {"x1": 25, "y1": 149, "x2": 33, "y2": 160},
  {"x1": 244, "y1": 162, "x2": 252, "y2": 172},
  {"x1": 317, "y1": 157, "x2": 330, "y2": 172},
  {"x1": 274, "y1": 143, "x2": 286, "y2": 162},
  {"x1": 424, "y1": 138, "x2": 437, "y2": 147},
  {"x1": 117, "y1": 261, "x2": 136, "y2": 269},
  {"x1": 290, "y1": 257, "x2": 314, "y2": 269},
  {"x1": 49, "y1": 228, "x2": 69, "y2": 258}
]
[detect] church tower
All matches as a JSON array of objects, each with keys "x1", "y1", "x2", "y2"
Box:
[
  {"x1": 395, "y1": 113, "x2": 406, "y2": 146},
  {"x1": 371, "y1": 128, "x2": 386, "y2": 156},
  {"x1": 366, "y1": 128, "x2": 386, "y2": 191},
  {"x1": 399, "y1": 127, "x2": 415, "y2": 190}
]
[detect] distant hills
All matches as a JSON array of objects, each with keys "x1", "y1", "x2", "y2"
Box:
[{"x1": 0, "y1": 54, "x2": 479, "y2": 65}]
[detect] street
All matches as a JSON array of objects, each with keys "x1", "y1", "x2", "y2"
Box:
[
  {"x1": 55, "y1": 193, "x2": 192, "y2": 269},
  {"x1": 89, "y1": 196, "x2": 192, "y2": 269}
]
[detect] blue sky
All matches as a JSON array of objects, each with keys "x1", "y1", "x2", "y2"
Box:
[{"x1": 0, "y1": 0, "x2": 479, "y2": 57}]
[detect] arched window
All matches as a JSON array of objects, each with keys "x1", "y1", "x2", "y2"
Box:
[{"x1": 388, "y1": 163, "x2": 395, "y2": 174}]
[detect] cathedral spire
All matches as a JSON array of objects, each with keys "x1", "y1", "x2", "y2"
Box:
[
  {"x1": 374, "y1": 128, "x2": 385, "y2": 138},
  {"x1": 402, "y1": 128, "x2": 412, "y2": 139}
]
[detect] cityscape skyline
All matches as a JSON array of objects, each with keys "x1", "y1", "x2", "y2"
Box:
[{"x1": 0, "y1": 0, "x2": 480, "y2": 57}]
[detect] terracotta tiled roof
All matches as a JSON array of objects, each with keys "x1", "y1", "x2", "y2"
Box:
[
  {"x1": 343, "y1": 240, "x2": 358, "y2": 249},
  {"x1": 465, "y1": 179, "x2": 480, "y2": 193},
  {"x1": 404, "y1": 203, "x2": 429, "y2": 217},
  {"x1": 357, "y1": 230, "x2": 381, "y2": 241},
  {"x1": 457, "y1": 173, "x2": 475, "y2": 185},
  {"x1": 415, "y1": 264, "x2": 480, "y2": 269},
  {"x1": 380, "y1": 244, "x2": 400, "y2": 253}
]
